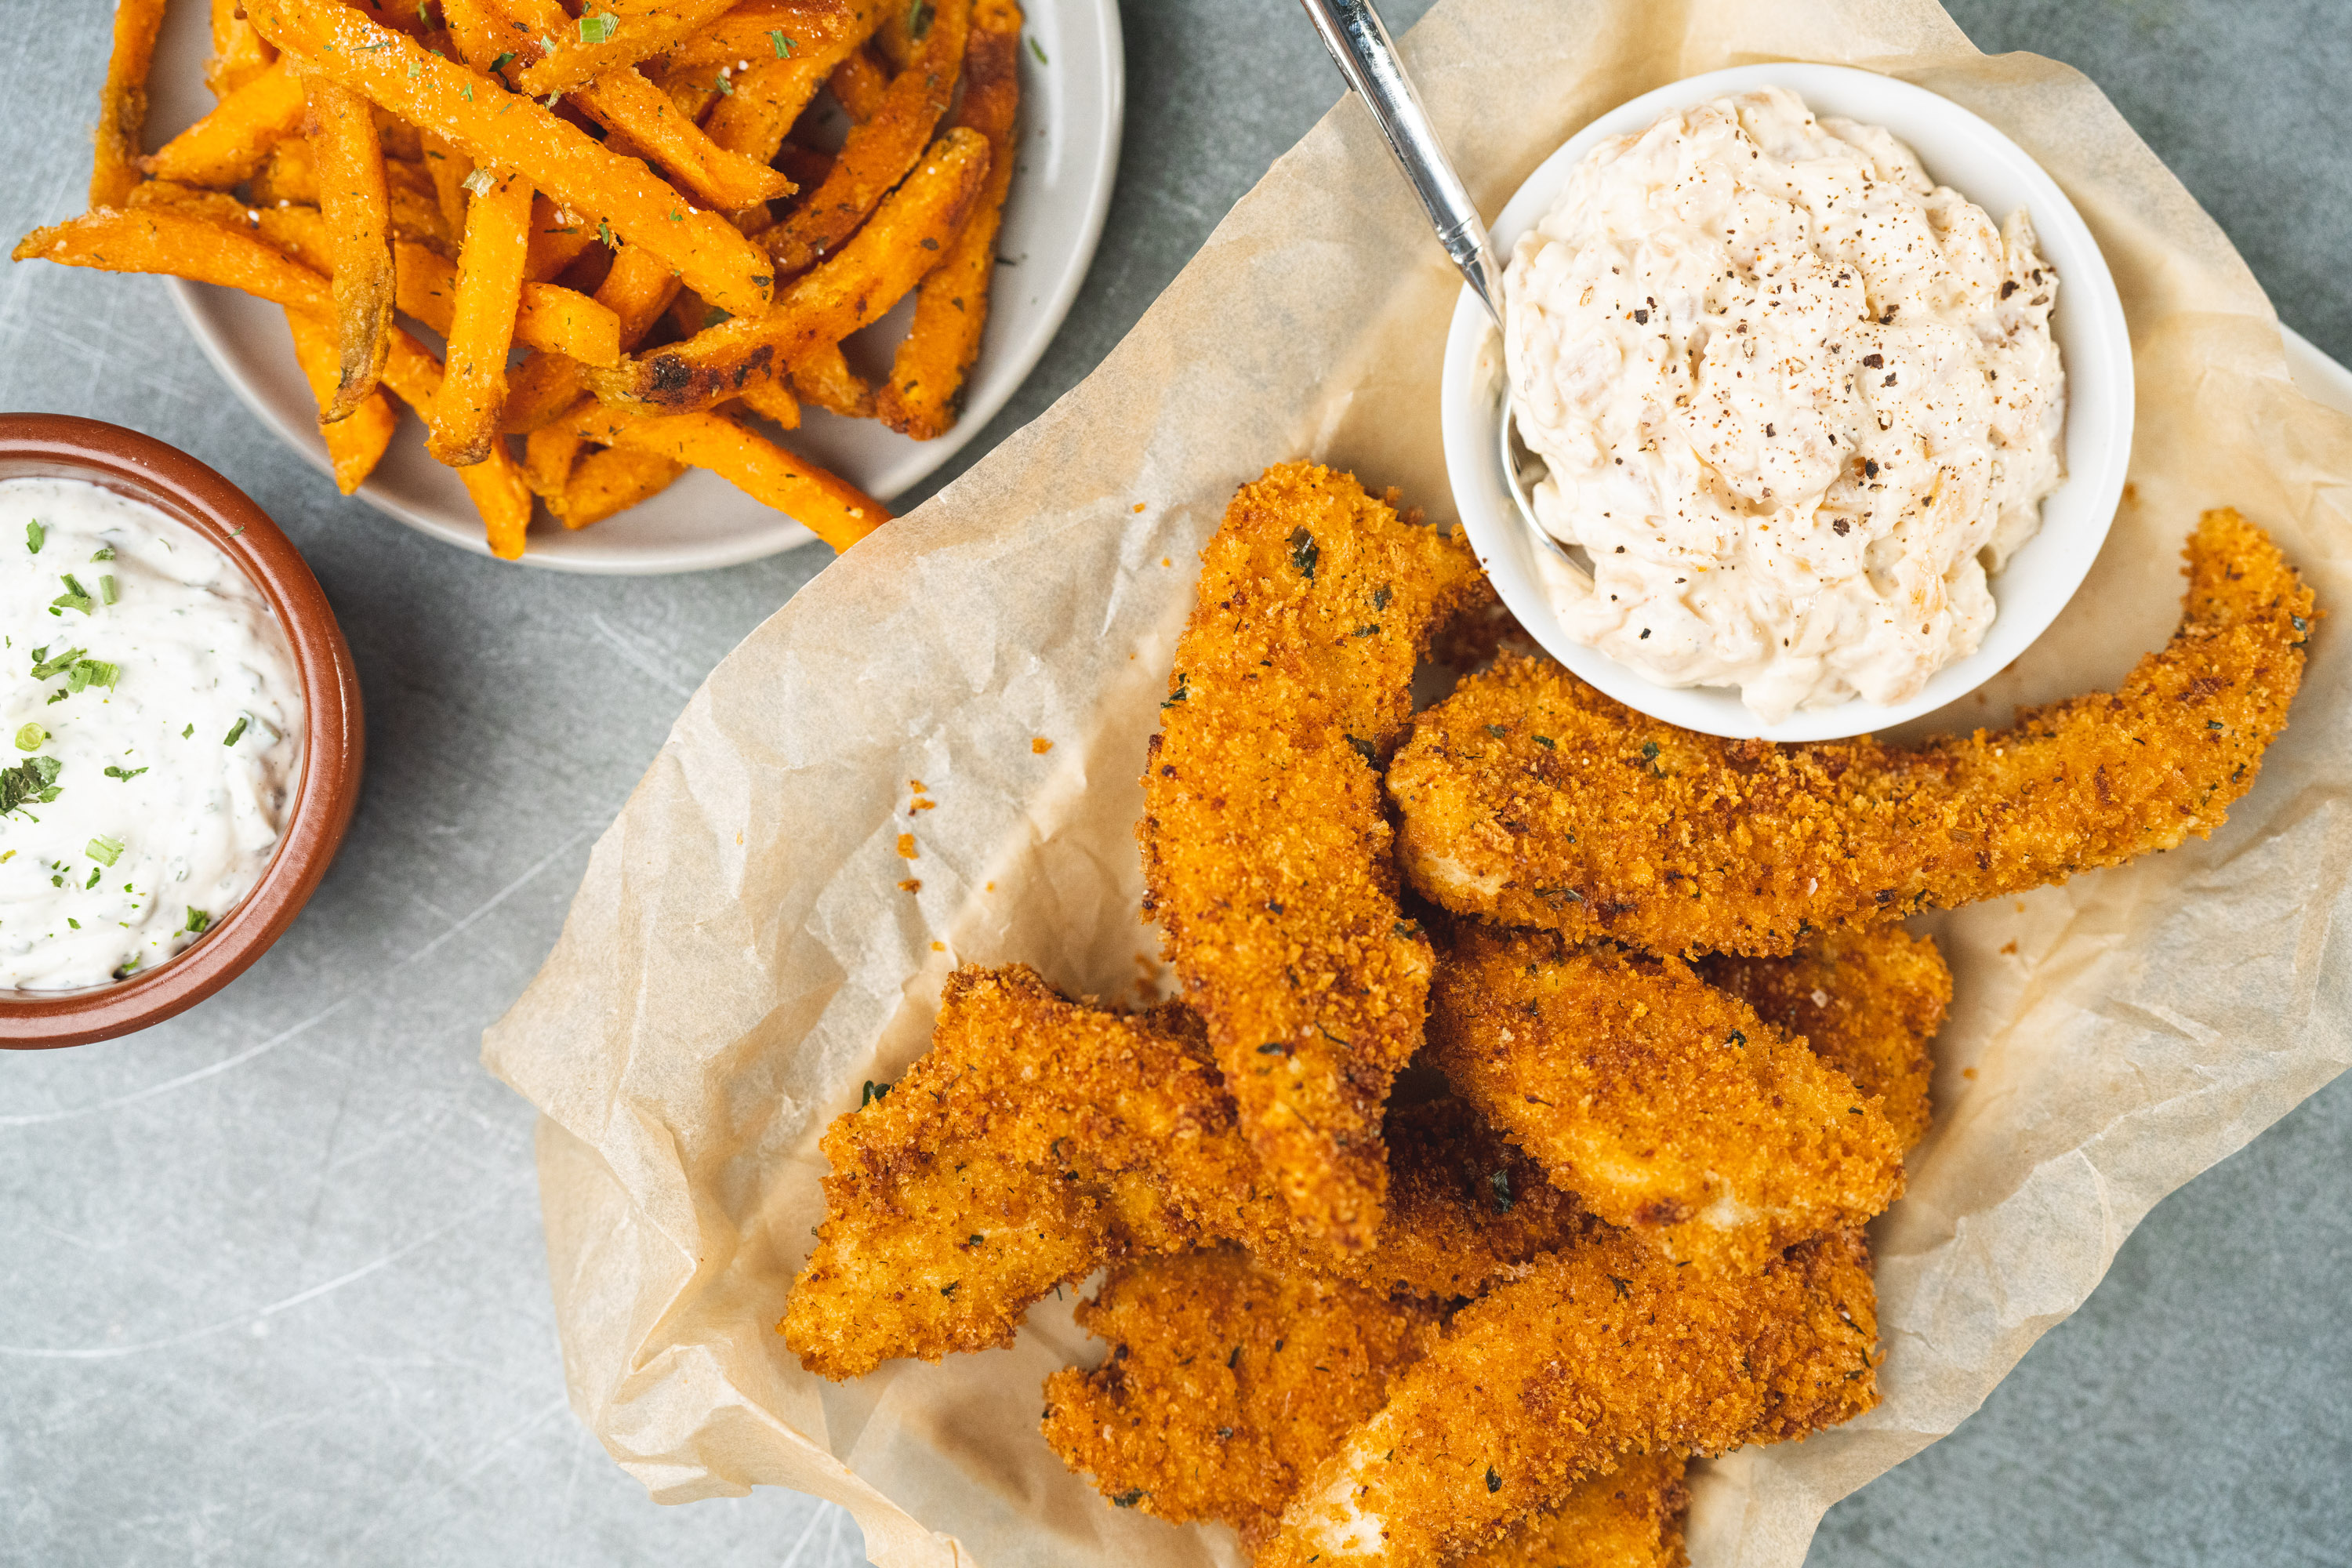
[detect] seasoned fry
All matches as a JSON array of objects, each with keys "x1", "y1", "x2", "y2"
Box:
[
  {"x1": 1428, "y1": 927, "x2": 1906, "y2": 1272},
  {"x1": 699, "y1": 19, "x2": 880, "y2": 175},
  {"x1": 142, "y1": 56, "x2": 307, "y2": 189},
  {"x1": 486, "y1": 0, "x2": 795, "y2": 212},
  {"x1": 93, "y1": 0, "x2": 172, "y2": 209},
  {"x1": 1701, "y1": 927, "x2": 1951, "y2": 1153},
  {"x1": 523, "y1": 419, "x2": 584, "y2": 500},
  {"x1": 1043, "y1": 1250, "x2": 1439, "y2": 1547},
  {"x1": 765, "y1": 0, "x2": 970, "y2": 274},
  {"x1": 1388, "y1": 512, "x2": 2314, "y2": 956},
  {"x1": 1139, "y1": 464, "x2": 1490, "y2": 1250},
  {"x1": 376, "y1": 325, "x2": 535, "y2": 557},
  {"x1": 570, "y1": 404, "x2": 885, "y2": 551},
  {"x1": 245, "y1": 0, "x2": 779, "y2": 318},
  {"x1": 430, "y1": 169, "x2": 534, "y2": 465},
  {"x1": 878, "y1": 0, "x2": 1020, "y2": 439},
  {"x1": 590, "y1": 127, "x2": 987, "y2": 413},
  {"x1": 516, "y1": 0, "x2": 739, "y2": 95},
  {"x1": 286, "y1": 309, "x2": 399, "y2": 494},
  {"x1": 13, "y1": 207, "x2": 332, "y2": 318},
  {"x1": 303, "y1": 76, "x2": 397, "y2": 421},
  {"x1": 209, "y1": 0, "x2": 280, "y2": 99},
  {"x1": 1257, "y1": 1229, "x2": 1879, "y2": 1568},
  {"x1": 547, "y1": 445, "x2": 686, "y2": 529},
  {"x1": 735, "y1": 376, "x2": 804, "y2": 429},
  {"x1": 789, "y1": 341, "x2": 875, "y2": 419},
  {"x1": 826, "y1": 47, "x2": 891, "y2": 122},
  {"x1": 662, "y1": 0, "x2": 884, "y2": 76},
  {"x1": 419, "y1": 132, "x2": 476, "y2": 237},
  {"x1": 1460, "y1": 1461, "x2": 1692, "y2": 1568}
]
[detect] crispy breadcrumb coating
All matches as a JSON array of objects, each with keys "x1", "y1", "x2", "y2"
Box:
[
  {"x1": 1043, "y1": 1247, "x2": 1439, "y2": 1546},
  {"x1": 1458, "y1": 1456, "x2": 1690, "y2": 1568},
  {"x1": 1043, "y1": 1250, "x2": 1689, "y2": 1566},
  {"x1": 784, "y1": 968, "x2": 1588, "y2": 1377},
  {"x1": 1428, "y1": 929, "x2": 1905, "y2": 1272},
  {"x1": 1389, "y1": 510, "x2": 2313, "y2": 956},
  {"x1": 1141, "y1": 463, "x2": 1491, "y2": 1248},
  {"x1": 1703, "y1": 926, "x2": 1951, "y2": 1152},
  {"x1": 1258, "y1": 1229, "x2": 1879, "y2": 1568}
]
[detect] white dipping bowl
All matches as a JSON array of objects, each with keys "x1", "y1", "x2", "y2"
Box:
[{"x1": 1441, "y1": 63, "x2": 2134, "y2": 742}]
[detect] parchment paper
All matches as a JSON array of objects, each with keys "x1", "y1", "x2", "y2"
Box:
[{"x1": 482, "y1": 2, "x2": 2352, "y2": 1563}]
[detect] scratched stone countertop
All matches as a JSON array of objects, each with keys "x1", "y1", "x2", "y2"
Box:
[{"x1": 2, "y1": 2, "x2": 2346, "y2": 1565}]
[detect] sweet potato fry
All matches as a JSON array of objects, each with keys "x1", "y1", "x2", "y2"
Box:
[
  {"x1": 766, "y1": 0, "x2": 969, "y2": 274},
  {"x1": 372, "y1": 325, "x2": 534, "y2": 557},
  {"x1": 285, "y1": 309, "x2": 399, "y2": 493},
  {"x1": 245, "y1": 0, "x2": 778, "y2": 317},
  {"x1": 789, "y1": 340, "x2": 874, "y2": 418},
  {"x1": 826, "y1": 47, "x2": 891, "y2": 122},
  {"x1": 419, "y1": 132, "x2": 477, "y2": 236},
  {"x1": 142, "y1": 55, "x2": 307, "y2": 189},
  {"x1": 569, "y1": 403, "x2": 885, "y2": 550},
  {"x1": 735, "y1": 375, "x2": 804, "y2": 429},
  {"x1": 548, "y1": 444, "x2": 686, "y2": 529},
  {"x1": 524, "y1": 419, "x2": 583, "y2": 499},
  {"x1": 662, "y1": 0, "x2": 882, "y2": 76},
  {"x1": 303, "y1": 75, "x2": 397, "y2": 420},
  {"x1": 590, "y1": 128, "x2": 987, "y2": 413},
  {"x1": 13, "y1": 206, "x2": 332, "y2": 318},
  {"x1": 878, "y1": 0, "x2": 1018, "y2": 439},
  {"x1": 380, "y1": 154, "x2": 459, "y2": 249},
  {"x1": 93, "y1": 0, "x2": 171, "y2": 209},
  {"x1": 209, "y1": 0, "x2": 280, "y2": 99},
  {"x1": 516, "y1": 0, "x2": 739, "y2": 94},
  {"x1": 700, "y1": 19, "x2": 882, "y2": 172},
  {"x1": 522, "y1": 195, "x2": 598, "y2": 282},
  {"x1": 487, "y1": 0, "x2": 794, "y2": 212},
  {"x1": 430, "y1": 169, "x2": 535, "y2": 464}
]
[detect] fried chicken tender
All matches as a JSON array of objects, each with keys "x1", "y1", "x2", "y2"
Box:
[
  {"x1": 782, "y1": 965, "x2": 1252, "y2": 1379},
  {"x1": 1428, "y1": 930, "x2": 1905, "y2": 1272},
  {"x1": 1389, "y1": 510, "x2": 2314, "y2": 956},
  {"x1": 1142, "y1": 463, "x2": 1491, "y2": 1249},
  {"x1": 1044, "y1": 1248, "x2": 1689, "y2": 1566},
  {"x1": 1043, "y1": 1247, "x2": 1439, "y2": 1545},
  {"x1": 1459, "y1": 1457, "x2": 1690, "y2": 1568},
  {"x1": 784, "y1": 967, "x2": 1587, "y2": 1377},
  {"x1": 1257, "y1": 1229, "x2": 1879, "y2": 1568},
  {"x1": 1703, "y1": 926, "x2": 1951, "y2": 1152}
]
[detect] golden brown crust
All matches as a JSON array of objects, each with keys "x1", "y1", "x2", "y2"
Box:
[
  {"x1": 1258, "y1": 1229, "x2": 1879, "y2": 1568},
  {"x1": 1459, "y1": 1455, "x2": 1690, "y2": 1568},
  {"x1": 1389, "y1": 511, "x2": 2314, "y2": 956},
  {"x1": 1428, "y1": 929, "x2": 1905, "y2": 1272},
  {"x1": 1140, "y1": 463, "x2": 1492, "y2": 1249},
  {"x1": 1702, "y1": 926, "x2": 1951, "y2": 1152}
]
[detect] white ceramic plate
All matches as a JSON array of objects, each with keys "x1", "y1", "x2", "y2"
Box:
[
  {"x1": 1442, "y1": 64, "x2": 2136, "y2": 742},
  {"x1": 144, "y1": 0, "x2": 1124, "y2": 575}
]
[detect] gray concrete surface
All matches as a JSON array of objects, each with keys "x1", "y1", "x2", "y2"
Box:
[{"x1": 2, "y1": 2, "x2": 2345, "y2": 1564}]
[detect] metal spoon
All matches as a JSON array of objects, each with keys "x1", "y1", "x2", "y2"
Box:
[{"x1": 1295, "y1": 0, "x2": 1574, "y2": 575}]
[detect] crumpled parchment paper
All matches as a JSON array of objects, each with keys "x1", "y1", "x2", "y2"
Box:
[{"x1": 482, "y1": 2, "x2": 2352, "y2": 1563}]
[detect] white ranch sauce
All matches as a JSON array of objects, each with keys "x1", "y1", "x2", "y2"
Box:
[
  {"x1": 0, "y1": 478, "x2": 303, "y2": 992},
  {"x1": 1504, "y1": 86, "x2": 2066, "y2": 722}
]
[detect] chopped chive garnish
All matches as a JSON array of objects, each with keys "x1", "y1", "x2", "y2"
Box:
[
  {"x1": 33, "y1": 644, "x2": 89, "y2": 680},
  {"x1": 186, "y1": 907, "x2": 212, "y2": 934},
  {"x1": 99, "y1": 575, "x2": 118, "y2": 605},
  {"x1": 223, "y1": 717, "x2": 249, "y2": 747},
  {"x1": 598, "y1": 220, "x2": 617, "y2": 249},
  {"x1": 181, "y1": 724, "x2": 194, "y2": 739},
  {"x1": 13, "y1": 724, "x2": 45, "y2": 752},
  {"x1": 90, "y1": 545, "x2": 113, "y2": 561},
  {"x1": 88, "y1": 835, "x2": 125, "y2": 867},
  {"x1": 491, "y1": 50, "x2": 515, "y2": 72},
  {"x1": 67, "y1": 659, "x2": 119, "y2": 693},
  {"x1": 907, "y1": 0, "x2": 935, "y2": 39},
  {"x1": 713, "y1": 72, "x2": 734, "y2": 95},
  {"x1": 770, "y1": 28, "x2": 794, "y2": 56},
  {"x1": 25, "y1": 520, "x2": 42, "y2": 553},
  {"x1": 104, "y1": 764, "x2": 147, "y2": 782},
  {"x1": 578, "y1": 13, "x2": 615, "y2": 44},
  {"x1": 463, "y1": 167, "x2": 497, "y2": 197},
  {"x1": 1029, "y1": 35, "x2": 1047, "y2": 64}
]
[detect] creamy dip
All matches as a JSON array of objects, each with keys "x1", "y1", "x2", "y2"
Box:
[
  {"x1": 0, "y1": 478, "x2": 303, "y2": 991},
  {"x1": 1504, "y1": 85, "x2": 2066, "y2": 722}
]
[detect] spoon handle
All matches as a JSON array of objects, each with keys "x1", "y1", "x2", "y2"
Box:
[{"x1": 1296, "y1": 0, "x2": 1502, "y2": 325}]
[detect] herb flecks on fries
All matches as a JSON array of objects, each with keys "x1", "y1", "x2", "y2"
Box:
[{"x1": 22, "y1": 0, "x2": 1027, "y2": 560}]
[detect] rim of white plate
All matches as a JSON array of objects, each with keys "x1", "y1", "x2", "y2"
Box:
[
  {"x1": 1441, "y1": 63, "x2": 2136, "y2": 742},
  {"x1": 159, "y1": 0, "x2": 1126, "y2": 575}
]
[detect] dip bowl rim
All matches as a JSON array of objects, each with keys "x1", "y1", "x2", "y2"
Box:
[{"x1": 0, "y1": 413, "x2": 362, "y2": 1048}]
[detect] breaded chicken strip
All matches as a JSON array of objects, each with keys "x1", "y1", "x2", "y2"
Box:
[
  {"x1": 1389, "y1": 511, "x2": 2313, "y2": 956},
  {"x1": 1428, "y1": 930, "x2": 1904, "y2": 1272},
  {"x1": 1043, "y1": 1248, "x2": 1688, "y2": 1565},
  {"x1": 1257, "y1": 1229, "x2": 1879, "y2": 1568},
  {"x1": 1043, "y1": 1247, "x2": 1439, "y2": 1545},
  {"x1": 1142, "y1": 463, "x2": 1491, "y2": 1248},
  {"x1": 784, "y1": 967, "x2": 1587, "y2": 1377},
  {"x1": 1703, "y1": 926, "x2": 1951, "y2": 1152},
  {"x1": 782, "y1": 965, "x2": 1247, "y2": 1379}
]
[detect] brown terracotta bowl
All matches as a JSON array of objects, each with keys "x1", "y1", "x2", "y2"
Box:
[{"x1": 0, "y1": 415, "x2": 363, "y2": 1049}]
